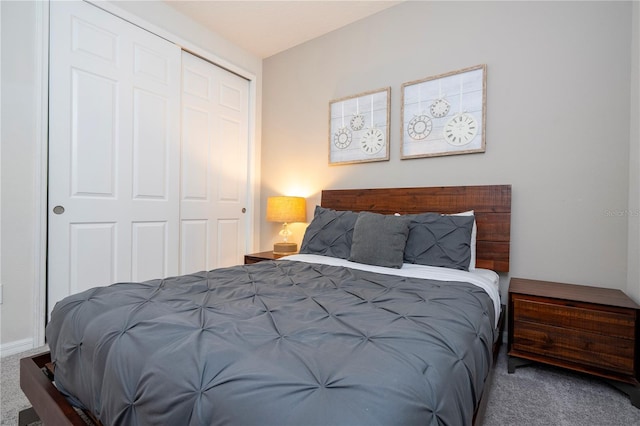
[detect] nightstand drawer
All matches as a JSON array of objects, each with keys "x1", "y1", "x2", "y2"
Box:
[
  {"x1": 512, "y1": 320, "x2": 635, "y2": 374},
  {"x1": 244, "y1": 256, "x2": 264, "y2": 265},
  {"x1": 513, "y1": 296, "x2": 636, "y2": 339}
]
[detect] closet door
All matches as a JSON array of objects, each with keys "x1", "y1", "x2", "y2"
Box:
[
  {"x1": 48, "y1": 1, "x2": 181, "y2": 316},
  {"x1": 180, "y1": 52, "x2": 249, "y2": 273}
]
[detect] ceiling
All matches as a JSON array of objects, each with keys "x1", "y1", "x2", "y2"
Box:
[{"x1": 164, "y1": 1, "x2": 403, "y2": 58}]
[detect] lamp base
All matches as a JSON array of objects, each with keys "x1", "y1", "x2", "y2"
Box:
[{"x1": 273, "y1": 242, "x2": 297, "y2": 255}]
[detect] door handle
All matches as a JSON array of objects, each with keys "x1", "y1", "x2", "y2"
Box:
[
  {"x1": 241, "y1": 208, "x2": 246, "y2": 213},
  {"x1": 53, "y1": 206, "x2": 65, "y2": 215}
]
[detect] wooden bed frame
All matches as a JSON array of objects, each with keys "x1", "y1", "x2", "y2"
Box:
[{"x1": 20, "y1": 184, "x2": 511, "y2": 425}]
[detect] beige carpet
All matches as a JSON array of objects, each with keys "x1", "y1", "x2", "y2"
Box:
[{"x1": 1, "y1": 345, "x2": 48, "y2": 426}]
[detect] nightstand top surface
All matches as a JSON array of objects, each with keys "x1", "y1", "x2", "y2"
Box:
[
  {"x1": 245, "y1": 251, "x2": 288, "y2": 261},
  {"x1": 509, "y1": 277, "x2": 640, "y2": 309}
]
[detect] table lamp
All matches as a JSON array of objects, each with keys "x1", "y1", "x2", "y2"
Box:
[{"x1": 266, "y1": 196, "x2": 306, "y2": 255}]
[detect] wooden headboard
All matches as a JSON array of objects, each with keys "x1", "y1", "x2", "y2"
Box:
[{"x1": 321, "y1": 185, "x2": 511, "y2": 272}]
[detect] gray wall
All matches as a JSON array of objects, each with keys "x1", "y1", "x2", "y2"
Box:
[
  {"x1": 262, "y1": 1, "x2": 637, "y2": 301},
  {"x1": 628, "y1": 2, "x2": 640, "y2": 303},
  {"x1": 1, "y1": 0, "x2": 41, "y2": 349}
]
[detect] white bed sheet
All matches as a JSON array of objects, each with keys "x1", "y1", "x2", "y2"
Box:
[{"x1": 282, "y1": 253, "x2": 502, "y2": 328}]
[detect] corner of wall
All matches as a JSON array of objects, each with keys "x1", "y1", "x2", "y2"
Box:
[{"x1": 628, "y1": 1, "x2": 640, "y2": 303}]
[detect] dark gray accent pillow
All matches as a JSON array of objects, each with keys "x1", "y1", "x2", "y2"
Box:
[
  {"x1": 300, "y1": 206, "x2": 358, "y2": 259},
  {"x1": 404, "y1": 213, "x2": 474, "y2": 271},
  {"x1": 349, "y1": 212, "x2": 409, "y2": 268}
]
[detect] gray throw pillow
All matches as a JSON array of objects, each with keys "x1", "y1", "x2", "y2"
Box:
[
  {"x1": 300, "y1": 206, "x2": 358, "y2": 259},
  {"x1": 403, "y1": 213, "x2": 474, "y2": 270},
  {"x1": 348, "y1": 212, "x2": 409, "y2": 269}
]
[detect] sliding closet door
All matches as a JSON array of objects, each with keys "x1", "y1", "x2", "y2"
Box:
[
  {"x1": 180, "y1": 52, "x2": 249, "y2": 273},
  {"x1": 48, "y1": 1, "x2": 181, "y2": 316}
]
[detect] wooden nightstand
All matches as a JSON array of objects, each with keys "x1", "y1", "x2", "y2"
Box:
[
  {"x1": 244, "y1": 251, "x2": 288, "y2": 265},
  {"x1": 508, "y1": 277, "x2": 640, "y2": 407}
]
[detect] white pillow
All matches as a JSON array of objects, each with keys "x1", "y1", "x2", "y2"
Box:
[{"x1": 450, "y1": 210, "x2": 477, "y2": 269}]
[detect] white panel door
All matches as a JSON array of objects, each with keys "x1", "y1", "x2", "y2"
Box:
[
  {"x1": 48, "y1": 1, "x2": 181, "y2": 316},
  {"x1": 180, "y1": 52, "x2": 249, "y2": 273}
]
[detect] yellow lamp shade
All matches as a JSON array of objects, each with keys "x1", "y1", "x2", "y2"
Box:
[{"x1": 266, "y1": 196, "x2": 306, "y2": 224}]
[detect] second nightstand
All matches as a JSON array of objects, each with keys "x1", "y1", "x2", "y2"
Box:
[
  {"x1": 244, "y1": 251, "x2": 288, "y2": 265},
  {"x1": 508, "y1": 277, "x2": 640, "y2": 407}
]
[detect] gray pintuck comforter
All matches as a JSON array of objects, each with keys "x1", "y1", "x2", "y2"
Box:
[{"x1": 46, "y1": 259, "x2": 497, "y2": 426}]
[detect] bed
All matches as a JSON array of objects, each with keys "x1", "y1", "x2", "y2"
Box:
[{"x1": 20, "y1": 185, "x2": 511, "y2": 426}]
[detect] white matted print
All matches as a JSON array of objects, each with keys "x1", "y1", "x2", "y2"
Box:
[
  {"x1": 329, "y1": 87, "x2": 390, "y2": 165},
  {"x1": 401, "y1": 65, "x2": 486, "y2": 159}
]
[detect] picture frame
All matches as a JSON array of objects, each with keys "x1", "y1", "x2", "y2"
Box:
[
  {"x1": 328, "y1": 87, "x2": 390, "y2": 165},
  {"x1": 401, "y1": 64, "x2": 486, "y2": 159}
]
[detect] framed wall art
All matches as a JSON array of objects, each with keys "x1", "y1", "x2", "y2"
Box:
[
  {"x1": 329, "y1": 87, "x2": 390, "y2": 165},
  {"x1": 401, "y1": 64, "x2": 486, "y2": 159}
]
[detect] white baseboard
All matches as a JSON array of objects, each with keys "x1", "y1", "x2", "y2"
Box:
[{"x1": 0, "y1": 338, "x2": 35, "y2": 358}]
